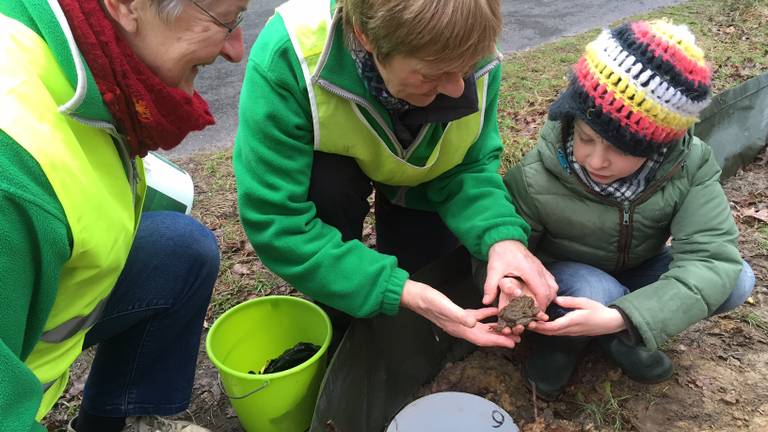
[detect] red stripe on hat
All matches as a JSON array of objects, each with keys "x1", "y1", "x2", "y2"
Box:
[
  {"x1": 574, "y1": 57, "x2": 687, "y2": 144},
  {"x1": 631, "y1": 21, "x2": 711, "y2": 86}
]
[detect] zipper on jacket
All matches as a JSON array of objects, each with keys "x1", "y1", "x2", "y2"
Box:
[
  {"x1": 313, "y1": 56, "x2": 501, "y2": 162},
  {"x1": 616, "y1": 201, "x2": 632, "y2": 270},
  {"x1": 52, "y1": 0, "x2": 139, "y2": 209},
  {"x1": 567, "y1": 176, "x2": 630, "y2": 272},
  {"x1": 70, "y1": 115, "x2": 138, "y2": 203},
  {"x1": 569, "y1": 158, "x2": 686, "y2": 272},
  {"x1": 613, "y1": 159, "x2": 686, "y2": 271},
  {"x1": 314, "y1": 79, "x2": 406, "y2": 158}
]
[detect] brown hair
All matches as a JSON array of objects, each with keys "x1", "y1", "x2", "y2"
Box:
[{"x1": 338, "y1": 0, "x2": 501, "y2": 71}]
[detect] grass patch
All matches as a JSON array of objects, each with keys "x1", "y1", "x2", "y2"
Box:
[
  {"x1": 575, "y1": 381, "x2": 631, "y2": 431},
  {"x1": 739, "y1": 311, "x2": 768, "y2": 333},
  {"x1": 497, "y1": 0, "x2": 768, "y2": 170},
  {"x1": 758, "y1": 225, "x2": 768, "y2": 254}
]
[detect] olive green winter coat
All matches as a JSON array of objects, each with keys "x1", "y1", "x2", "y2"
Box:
[{"x1": 505, "y1": 120, "x2": 743, "y2": 350}]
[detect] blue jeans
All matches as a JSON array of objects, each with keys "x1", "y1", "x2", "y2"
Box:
[
  {"x1": 79, "y1": 212, "x2": 219, "y2": 417},
  {"x1": 546, "y1": 249, "x2": 755, "y2": 321}
]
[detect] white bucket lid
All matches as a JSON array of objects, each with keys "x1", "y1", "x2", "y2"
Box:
[
  {"x1": 143, "y1": 151, "x2": 194, "y2": 214},
  {"x1": 386, "y1": 391, "x2": 519, "y2": 432}
]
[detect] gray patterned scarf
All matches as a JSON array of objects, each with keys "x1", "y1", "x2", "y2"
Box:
[{"x1": 566, "y1": 137, "x2": 666, "y2": 202}]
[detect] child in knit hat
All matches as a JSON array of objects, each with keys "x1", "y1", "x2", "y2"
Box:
[{"x1": 503, "y1": 19, "x2": 756, "y2": 400}]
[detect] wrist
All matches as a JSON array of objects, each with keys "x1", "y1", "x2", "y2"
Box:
[
  {"x1": 488, "y1": 239, "x2": 525, "y2": 258},
  {"x1": 400, "y1": 279, "x2": 424, "y2": 312},
  {"x1": 606, "y1": 308, "x2": 627, "y2": 334}
]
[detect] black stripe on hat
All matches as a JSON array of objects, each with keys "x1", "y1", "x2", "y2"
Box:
[
  {"x1": 611, "y1": 23, "x2": 710, "y2": 103},
  {"x1": 554, "y1": 77, "x2": 672, "y2": 158}
]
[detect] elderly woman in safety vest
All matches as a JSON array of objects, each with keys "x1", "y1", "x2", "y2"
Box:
[
  {"x1": 0, "y1": 1, "x2": 247, "y2": 431},
  {"x1": 234, "y1": 0, "x2": 558, "y2": 348}
]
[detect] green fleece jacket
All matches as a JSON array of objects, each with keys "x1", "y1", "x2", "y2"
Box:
[
  {"x1": 505, "y1": 120, "x2": 743, "y2": 350},
  {"x1": 0, "y1": 1, "x2": 116, "y2": 429},
  {"x1": 233, "y1": 7, "x2": 529, "y2": 318}
]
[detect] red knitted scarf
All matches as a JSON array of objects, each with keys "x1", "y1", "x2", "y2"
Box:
[{"x1": 59, "y1": 0, "x2": 215, "y2": 157}]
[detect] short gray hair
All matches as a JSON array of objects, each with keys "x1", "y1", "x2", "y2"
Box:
[{"x1": 150, "y1": 0, "x2": 185, "y2": 22}]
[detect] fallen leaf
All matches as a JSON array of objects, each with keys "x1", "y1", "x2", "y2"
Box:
[
  {"x1": 742, "y1": 207, "x2": 768, "y2": 223},
  {"x1": 231, "y1": 263, "x2": 252, "y2": 275}
]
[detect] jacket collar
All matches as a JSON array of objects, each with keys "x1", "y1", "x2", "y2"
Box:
[
  {"x1": 5, "y1": 0, "x2": 114, "y2": 124},
  {"x1": 313, "y1": 10, "x2": 381, "y2": 109},
  {"x1": 537, "y1": 120, "x2": 690, "y2": 189}
]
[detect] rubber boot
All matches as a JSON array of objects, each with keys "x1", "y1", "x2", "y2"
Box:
[
  {"x1": 522, "y1": 334, "x2": 591, "y2": 401},
  {"x1": 597, "y1": 335, "x2": 673, "y2": 383}
]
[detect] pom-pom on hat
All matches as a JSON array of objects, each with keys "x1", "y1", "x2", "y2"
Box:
[{"x1": 549, "y1": 19, "x2": 712, "y2": 158}]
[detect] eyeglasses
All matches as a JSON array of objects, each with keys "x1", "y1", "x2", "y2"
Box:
[{"x1": 189, "y1": 0, "x2": 246, "y2": 35}]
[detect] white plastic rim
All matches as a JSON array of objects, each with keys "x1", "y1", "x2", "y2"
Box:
[
  {"x1": 143, "y1": 152, "x2": 194, "y2": 214},
  {"x1": 386, "y1": 391, "x2": 519, "y2": 432}
]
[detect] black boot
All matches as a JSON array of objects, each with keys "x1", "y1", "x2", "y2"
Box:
[
  {"x1": 597, "y1": 335, "x2": 673, "y2": 383},
  {"x1": 522, "y1": 334, "x2": 591, "y2": 401}
]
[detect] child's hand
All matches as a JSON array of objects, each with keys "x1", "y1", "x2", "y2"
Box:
[{"x1": 526, "y1": 296, "x2": 626, "y2": 336}]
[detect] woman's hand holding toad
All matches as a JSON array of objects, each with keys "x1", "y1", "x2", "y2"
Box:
[
  {"x1": 400, "y1": 279, "x2": 522, "y2": 348},
  {"x1": 483, "y1": 240, "x2": 559, "y2": 310}
]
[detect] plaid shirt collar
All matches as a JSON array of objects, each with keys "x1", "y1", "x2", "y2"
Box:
[{"x1": 566, "y1": 137, "x2": 666, "y2": 202}]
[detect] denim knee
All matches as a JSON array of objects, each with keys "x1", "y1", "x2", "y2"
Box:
[
  {"x1": 141, "y1": 211, "x2": 220, "y2": 281},
  {"x1": 546, "y1": 261, "x2": 628, "y2": 318},
  {"x1": 713, "y1": 261, "x2": 756, "y2": 315},
  {"x1": 177, "y1": 215, "x2": 220, "y2": 273}
]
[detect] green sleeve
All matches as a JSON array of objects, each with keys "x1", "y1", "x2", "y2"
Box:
[
  {"x1": 422, "y1": 65, "x2": 530, "y2": 260},
  {"x1": 233, "y1": 16, "x2": 408, "y2": 318},
  {"x1": 0, "y1": 132, "x2": 69, "y2": 431},
  {"x1": 472, "y1": 158, "x2": 547, "y2": 287},
  {"x1": 613, "y1": 142, "x2": 742, "y2": 350}
]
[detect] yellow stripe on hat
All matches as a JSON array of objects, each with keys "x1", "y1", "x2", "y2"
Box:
[
  {"x1": 584, "y1": 43, "x2": 699, "y2": 131},
  {"x1": 648, "y1": 19, "x2": 706, "y2": 66}
]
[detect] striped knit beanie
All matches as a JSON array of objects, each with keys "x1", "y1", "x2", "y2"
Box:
[{"x1": 549, "y1": 20, "x2": 712, "y2": 157}]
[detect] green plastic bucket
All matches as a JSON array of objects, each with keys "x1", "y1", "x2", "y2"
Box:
[{"x1": 206, "y1": 296, "x2": 332, "y2": 432}]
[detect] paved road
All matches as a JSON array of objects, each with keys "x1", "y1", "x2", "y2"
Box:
[{"x1": 167, "y1": 0, "x2": 684, "y2": 157}]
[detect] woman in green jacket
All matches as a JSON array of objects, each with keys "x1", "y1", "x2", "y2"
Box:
[
  {"x1": 0, "y1": 0, "x2": 247, "y2": 430},
  {"x1": 505, "y1": 20, "x2": 755, "y2": 400},
  {"x1": 234, "y1": 0, "x2": 555, "y2": 349}
]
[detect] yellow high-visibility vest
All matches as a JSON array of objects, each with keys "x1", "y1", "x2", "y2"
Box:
[
  {"x1": 277, "y1": 0, "x2": 492, "y2": 186},
  {"x1": 0, "y1": 13, "x2": 145, "y2": 419}
]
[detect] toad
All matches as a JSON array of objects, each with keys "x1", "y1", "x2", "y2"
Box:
[{"x1": 495, "y1": 295, "x2": 539, "y2": 331}]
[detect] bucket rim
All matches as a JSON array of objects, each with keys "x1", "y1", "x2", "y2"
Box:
[{"x1": 205, "y1": 295, "x2": 332, "y2": 380}]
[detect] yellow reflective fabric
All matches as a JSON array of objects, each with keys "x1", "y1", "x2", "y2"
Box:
[
  {"x1": 278, "y1": 0, "x2": 488, "y2": 186},
  {"x1": 276, "y1": 0, "x2": 329, "y2": 74},
  {"x1": 314, "y1": 84, "x2": 486, "y2": 186},
  {"x1": 0, "y1": 15, "x2": 143, "y2": 419}
]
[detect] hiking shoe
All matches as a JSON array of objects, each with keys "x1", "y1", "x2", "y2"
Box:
[
  {"x1": 122, "y1": 416, "x2": 211, "y2": 432},
  {"x1": 522, "y1": 334, "x2": 591, "y2": 401},
  {"x1": 598, "y1": 335, "x2": 673, "y2": 384}
]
